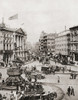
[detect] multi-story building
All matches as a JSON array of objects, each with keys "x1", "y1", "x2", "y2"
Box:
[
  {"x1": 47, "y1": 33, "x2": 57, "y2": 54},
  {"x1": 69, "y1": 26, "x2": 78, "y2": 61},
  {"x1": 39, "y1": 31, "x2": 47, "y2": 56},
  {"x1": 55, "y1": 30, "x2": 70, "y2": 60},
  {"x1": 39, "y1": 31, "x2": 57, "y2": 56},
  {"x1": 0, "y1": 23, "x2": 27, "y2": 64}
]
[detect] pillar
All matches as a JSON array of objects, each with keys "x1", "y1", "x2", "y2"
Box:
[{"x1": 73, "y1": 53, "x2": 75, "y2": 61}]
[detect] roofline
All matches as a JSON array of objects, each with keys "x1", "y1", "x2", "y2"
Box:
[
  {"x1": 69, "y1": 26, "x2": 78, "y2": 30},
  {"x1": 0, "y1": 27, "x2": 14, "y2": 32},
  {"x1": 58, "y1": 30, "x2": 69, "y2": 34},
  {"x1": 0, "y1": 27, "x2": 27, "y2": 36},
  {"x1": 55, "y1": 30, "x2": 70, "y2": 38}
]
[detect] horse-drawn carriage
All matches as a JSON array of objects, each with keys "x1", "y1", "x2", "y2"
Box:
[{"x1": 41, "y1": 64, "x2": 61, "y2": 74}]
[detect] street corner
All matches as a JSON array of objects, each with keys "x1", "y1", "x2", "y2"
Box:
[
  {"x1": 42, "y1": 83, "x2": 65, "y2": 100},
  {"x1": 51, "y1": 85, "x2": 64, "y2": 100}
]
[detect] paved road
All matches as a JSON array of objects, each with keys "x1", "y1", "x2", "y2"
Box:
[
  {"x1": 25, "y1": 60, "x2": 78, "y2": 100},
  {"x1": 21, "y1": 60, "x2": 78, "y2": 100},
  {"x1": 42, "y1": 82, "x2": 64, "y2": 100},
  {"x1": 0, "y1": 60, "x2": 78, "y2": 100},
  {"x1": 50, "y1": 60, "x2": 78, "y2": 72}
]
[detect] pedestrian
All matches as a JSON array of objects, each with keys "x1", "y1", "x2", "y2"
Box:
[
  {"x1": 6, "y1": 64, "x2": 7, "y2": 67},
  {"x1": 70, "y1": 73, "x2": 73, "y2": 79},
  {"x1": 2, "y1": 79, "x2": 5, "y2": 84},
  {"x1": 69, "y1": 67, "x2": 71, "y2": 72},
  {"x1": 57, "y1": 76, "x2": 60, "y2": 83},
  {"x1": 10, "y1": 90, "x2": 14, "y2": 100},
  {"x1": 0, "y1": 73, "x2": 2, "y2": 79},
  {"x1": 74, "y1": 74, "x2": 76, "y2": 79},
  {"x1": 0, "y1": 93, "x2": 2, "y2": 100},
  {"x1": 2, "y1": 95, "x2": 6, "y2": 100},
  {"x1": 71, "y1": 87, "x2": 75, "y2": 96},
  {"x1": 35, "y1": 75, "x2": 37, "y2": 82},
  {"x1": 67, "y1": 86, "x2": 71, "y2": 96},
  {"x1": 63, "y1": 67, "x2": 65, "y2": 73}
]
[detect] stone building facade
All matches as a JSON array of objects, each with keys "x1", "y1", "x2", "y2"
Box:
[
  {"x1": 55, "y1": 30, "x2": 70, "y2": 59},
  {"x1": 0, "y1": 23, "x2": 27, "y2": 64},
  {"x1": 69, "y1": 26, "x2": 78, "y2": 61},
  {"x1": 39, "y1": 31, "x2": 47, "y2": 56},
  {"x1": 39, "y1": 31, "x2": 57, "y2": 56},
  {"x1": 47, "y1": 33, "x2": 57, "y2": 54}
]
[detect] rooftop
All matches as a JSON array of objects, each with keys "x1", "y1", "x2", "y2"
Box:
[
  {"x1": 69, "y1": 26, "x2": 78, "y2": 30},
  {"x1": 0, "y1": 23, "x2": 27, "y2": 36},
  {"x1": 57, "y1": 30, "x2": 70, "y2": 37}
]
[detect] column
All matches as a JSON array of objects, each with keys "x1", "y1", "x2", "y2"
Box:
[
  {"x1": 17, "y1": 35, "x2": 19, "y2": 47},
  {"x1": 20, "y1": 36, "x2": 21, "y2": 49},
  {"x1": 73, "y1": 53, "x2": 75, "y2": 61},
  {"x1": 13, "y1": 32, "x2": 16, "y2": 43},
  {"x1": 19, "y1": 36, "x2": 20, "y2": 48}
]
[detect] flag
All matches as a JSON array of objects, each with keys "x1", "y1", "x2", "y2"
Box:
[{"x1": 8, "y1": 14, "x2": 18, "y2": 20}]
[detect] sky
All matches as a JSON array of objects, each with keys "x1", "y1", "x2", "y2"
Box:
[{"x1": 0, "y1": 0, "x2": 78, "y2": 44}]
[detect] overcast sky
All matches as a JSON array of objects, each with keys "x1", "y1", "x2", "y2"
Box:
[{"x1": 0, "y1": 0, "x2": 78, "y2": 44}]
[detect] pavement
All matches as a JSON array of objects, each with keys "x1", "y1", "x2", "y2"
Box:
[
  {"x1": 37, "y1": 73, "x2": 78, "y2": 100},
  {"x1": 50, "y1": 59, "x2": 78, "y2": 72},
  {"x1": 42, "y1": 83, "x2": 64, "y2": 100},
  {"x1": 63, "y1": 94, "x2": 78, "y2": 100},
  {"x1": 0, "y1": 60, "x2": 78, "y2": 100}
]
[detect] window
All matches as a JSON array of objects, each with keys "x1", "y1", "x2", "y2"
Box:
[
  {"x1": 7, "y1": 44, "x2": 8, "y2": 50},
  {"x1": 10, "y1": 44, "x2": 11, "y2": 50},
  {"x1": 4, "y1": 44, "x2": 5, "y2": 50}
]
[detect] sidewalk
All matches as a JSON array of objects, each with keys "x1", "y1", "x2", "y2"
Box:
[
  {"x1": 62, "y1": 94, "x2": 78, "y2": 100},
  {"x1": 50, "y1": 60, "x2": 78, "y2": 72},
  {"x1": 55, "y1": 71, "x2": 71, "y2": 75},
  {"x1": 42, "y1": 82, "x2": 64, "y2": 100}
]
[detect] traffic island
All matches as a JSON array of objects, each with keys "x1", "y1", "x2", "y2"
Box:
[{"x1": 1, "y1": 67, "x2": 25, "y2": 90}]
